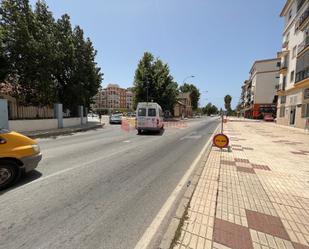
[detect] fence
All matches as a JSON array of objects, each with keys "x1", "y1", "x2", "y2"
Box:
[
  {"x1": 8, "y1": 102, "x2": 54, "y2": 120},
  {"x1": 1, "y1": 100, "x2": 89, "y2": 132}
]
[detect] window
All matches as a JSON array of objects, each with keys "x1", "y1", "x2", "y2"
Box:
[
  {"x1": 280, "y1": 106, "x2": 285, "y2": 117},
  {"x1": 292, "y1": 46, "x2": 297, "y2": 58},
  {"x1": 290, "y1": 71, "x2": 295, "y2": 83},
  {"x1": 301, "y1": 103, "x2": 309, "y2": 117},
  {"x1": 147, "y1": 108, "x2": 156, "y2": 117},
  {"x1": 138, "y1": 108, "x2": 146, "y2": 116},
  {"x1": 304, "y1": 88, "x2": 309, "y2": 100},
  {"x1": 280, "y1": 96, "x2": 286, "y2": 104}
]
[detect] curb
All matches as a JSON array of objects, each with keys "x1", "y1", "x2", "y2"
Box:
[
  {"x1": 158, "y1": 124, "x2": 220, "y2": 249},
  {"x1": 24, "y1": 123, "x2": 105, "y2": 139}
]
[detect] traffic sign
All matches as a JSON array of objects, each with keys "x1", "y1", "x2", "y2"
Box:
[{"x1": 213, "y1": 133, "x2": 229, "y2": 148}]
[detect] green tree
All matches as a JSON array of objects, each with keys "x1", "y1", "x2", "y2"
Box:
[
  {"x1": 33, "y1": 0, "x2": 57, "y2": 105},
  {"x1": 0, "y1": 0, "x2": 38, "y2": 104},
  {"x1": 0, "y1": 1, "x2": 102, "y2": 109},
  {"x1": 202, "y1": 102, "x2": 218, "y2": 115},
  {"x1": 71, "y1": 26, "x2": 102, "y2": 109},
  {"x1": 54, "y1": 14, "x2": 75, "y2": 109},
  {"x1": 133, "y1": 52, "x2": 178, "y2": 112},
  {"x1": 224, "y1": 94, "x2": 232, "y2": 115},
  {"x1": 0, "y1": 26, "x2": 9, "y2": 81},
  {"x1": 179, "y1": 83, "x2": 200, "y2": 110}
]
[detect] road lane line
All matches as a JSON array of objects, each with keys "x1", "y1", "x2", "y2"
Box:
[
  {"x1": 0, "y1": 144, "x2": 138, "y2": 198},
  {"x1": 134, "y1": 123, "x2": 219, "y2": 249}
]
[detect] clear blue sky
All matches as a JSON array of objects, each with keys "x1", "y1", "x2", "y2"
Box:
[{"x1": 30, "y1": 0, "x2": 285, "y2": 109}]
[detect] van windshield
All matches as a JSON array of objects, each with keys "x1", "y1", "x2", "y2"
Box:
[
  {"x1": 148, "y1": 108, "x2": 156, "y2": 117},
  {"x1": 138, "y1": 108, "x2": 146, "y2": 116}
]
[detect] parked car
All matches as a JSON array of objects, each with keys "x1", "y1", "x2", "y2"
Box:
[
  {"x1": 0, "y1": 129, "x2": 42, "y2": 190},
  {"x1": 136, "y1": 102, "x2": 164, "y2": 134},
  {"x1": 109, "y1": 114, "x2": 123, "y2": 124},
  {"x1": 264, "y1": 114, "x2": 274, "y2": 122}
]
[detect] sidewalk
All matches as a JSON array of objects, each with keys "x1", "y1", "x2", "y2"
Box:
[
  {"x1": 173, "y1": 119, "x2": 309, "y2": 249},
  {"x1": 22, "y1": 122, "x2": 103, "y2": 139}
]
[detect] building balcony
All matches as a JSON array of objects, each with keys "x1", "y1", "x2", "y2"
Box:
[
  {"x1": 296, "y1": 7, "x2": 309, "y2": 31},
  {"x1": 276, "y1": 83, "x2": 286, "y2": 93},
  {"x1": 282, "y1": 40, "x2": 289, "y2": 49},
  {"x1": 279, "y1": 63, "x2": 288, "y2": 74},
  {"x1": 295, "y1": 67, "x2": 309, "y2": 83},
  {"x1": 297, "y1": 0, "x2": 306, "y2": 12},
  {"x1": 297, "y1": 36, "x2": 309, "y2": 56},
  {"x1": 295, "y1": 44, "x2": 309, "y2": 84},
  {"x1": 275, "y1": 84, "x2": 280, "y2": 91}
]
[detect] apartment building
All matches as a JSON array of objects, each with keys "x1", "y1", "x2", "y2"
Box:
[
  {"x1": 91, "y1": 84, "x2": 134, "y2": 111},
  {"x1": 125, "y1": 90, "x2": 134, "y2": 109},
  {"x1": 174, "y1": 92, "x2": 193, "y2": 118},
  {"x1": 240, "y1": 59, "x2": 280, "y2": 118},
  {"x1": 277, "y1": 0, "x2": 309, "y2": 129}
]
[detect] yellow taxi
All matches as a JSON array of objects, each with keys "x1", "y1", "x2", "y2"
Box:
[{"x1": 0, "y1": 129, "x2": 42, "y2": 190}]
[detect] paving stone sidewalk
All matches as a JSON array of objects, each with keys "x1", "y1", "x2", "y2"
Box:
[{"x1": 173, "y1": 119, "x2": 309, "y2": 249}]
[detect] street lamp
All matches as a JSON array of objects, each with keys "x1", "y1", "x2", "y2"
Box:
[{"x1": 182, "y1": 75, "x2": 195, "y2": 84}]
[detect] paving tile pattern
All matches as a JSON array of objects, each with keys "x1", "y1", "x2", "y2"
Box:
[{"x1": 174, "y1": 119, "x2": 309, "y2": 249}]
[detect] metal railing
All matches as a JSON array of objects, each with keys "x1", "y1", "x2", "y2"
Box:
[
  {"x1": 297, "y1": 7, "x2": 309, "y2": 28},
  {"x1": 298, "y1": 36, "x2": 309, "y2": 54},
  {"x1": 295, "y1": 66, "x2": 309, "y2": 83}
]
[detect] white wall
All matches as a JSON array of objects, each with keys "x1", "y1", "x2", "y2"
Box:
[
  {"x1": 63, "y1": 118, "x2": 81, "y2": 128},
  {"x1": 281, "y1": 0, "x2": 308, "y2": 90},
  {"x1": 9, "y1": 119, "x2": 58, "y2": 132},
  {"x1": 255, "y1": 71, "x2": 279, "y2": 104},
  {"x1": 82, "y1": 116, "x2": 87, "y2": 124}
]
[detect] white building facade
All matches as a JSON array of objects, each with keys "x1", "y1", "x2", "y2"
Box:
[
  {"x1": 277, "y1": 0, "x2": 309, "y2": 129},
  {"x1": 240, "y1": 59, "x2": 280, "y2": 118}
]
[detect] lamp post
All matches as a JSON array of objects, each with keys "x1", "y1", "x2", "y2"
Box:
[{"x1": 182, "y1": 75, "x2": 195, "y2": 84}]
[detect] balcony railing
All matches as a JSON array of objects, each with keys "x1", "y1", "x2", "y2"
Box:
[
  {"x1": 275, "y1": 84, "x2": 280, "y2": 91},
  {"x1": 296, "y1": 7, "x2": 309, "y2": 30},
  {"x1": 298, "y1": 36, "x2": 309, "y2": 55},
  {"x1": 282, "y1": 40, "x2": 289, "y2": 49},
  {"x1": 295, "y1": 66, "x2": 309, "y2": 83},
  {"x1": 297, "y1": 0, "x2": 306, "y2": 12}
]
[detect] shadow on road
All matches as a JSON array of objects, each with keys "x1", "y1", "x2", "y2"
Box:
[
  {"x1": 0, "y1": 170, "x2": 42, "y2": 196},
  {"x1": 137, "y1": 129, "x2": 165, "y2": 136}
]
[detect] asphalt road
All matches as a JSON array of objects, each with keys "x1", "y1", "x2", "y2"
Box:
[{"x1": 0, "y1": 117, "x2": 219, "y2": 249}]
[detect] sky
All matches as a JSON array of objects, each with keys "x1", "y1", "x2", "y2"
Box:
[{"x1": 30, "y1": 0, "x2": 286, "y2": 109}]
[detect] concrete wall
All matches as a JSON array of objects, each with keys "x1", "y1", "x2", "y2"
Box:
[
  {"x1": 82, "y1": 116, "x2": 87, "y2": 124},
  {"x1": 101, "y1": 115, "x2": 110, "y2": 125},
  {"x1": 9, "y1": 119, "x2": 58, "y2": 132},
  {"x1": 0, "y1": 99, "x2": 9, "y2": 129},
  {"x1": 63, "y1": 118, "x2": 81, "y2": 128}
]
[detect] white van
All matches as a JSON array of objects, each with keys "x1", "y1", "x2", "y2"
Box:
[{"x1": 136, "y1": 102, "x2": 164, "y2": 134}]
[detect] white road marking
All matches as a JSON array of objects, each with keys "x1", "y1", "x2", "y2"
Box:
[
  {"x1": 179, "y1": 135, "x2": 202, "y2": 140},
  {"x1": 0, "y1": 145, "x2": 135, "y2": 199},
  {"x1": 123, "y1": 140, "x2": 131, "y2": 143},
  {"x1": 134, "y1": 124, "x2": 219, "y2": 249}
]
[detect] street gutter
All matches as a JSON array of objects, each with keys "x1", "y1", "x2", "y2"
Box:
[
  {"x1": 158, "y1": 123, "x2": 220, "y2": 249},
  {"x1": 22, "y1": 123, "x2": 105, "y2": 139}
]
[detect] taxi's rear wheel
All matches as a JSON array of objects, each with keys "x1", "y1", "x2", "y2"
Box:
[{"x1": 0, "y1": 161, "x2": 20, "y2": 190}]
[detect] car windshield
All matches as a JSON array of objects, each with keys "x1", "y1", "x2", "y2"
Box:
[{"x1": 148, "y1": 108, "x2": 156, "y2": 117}]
